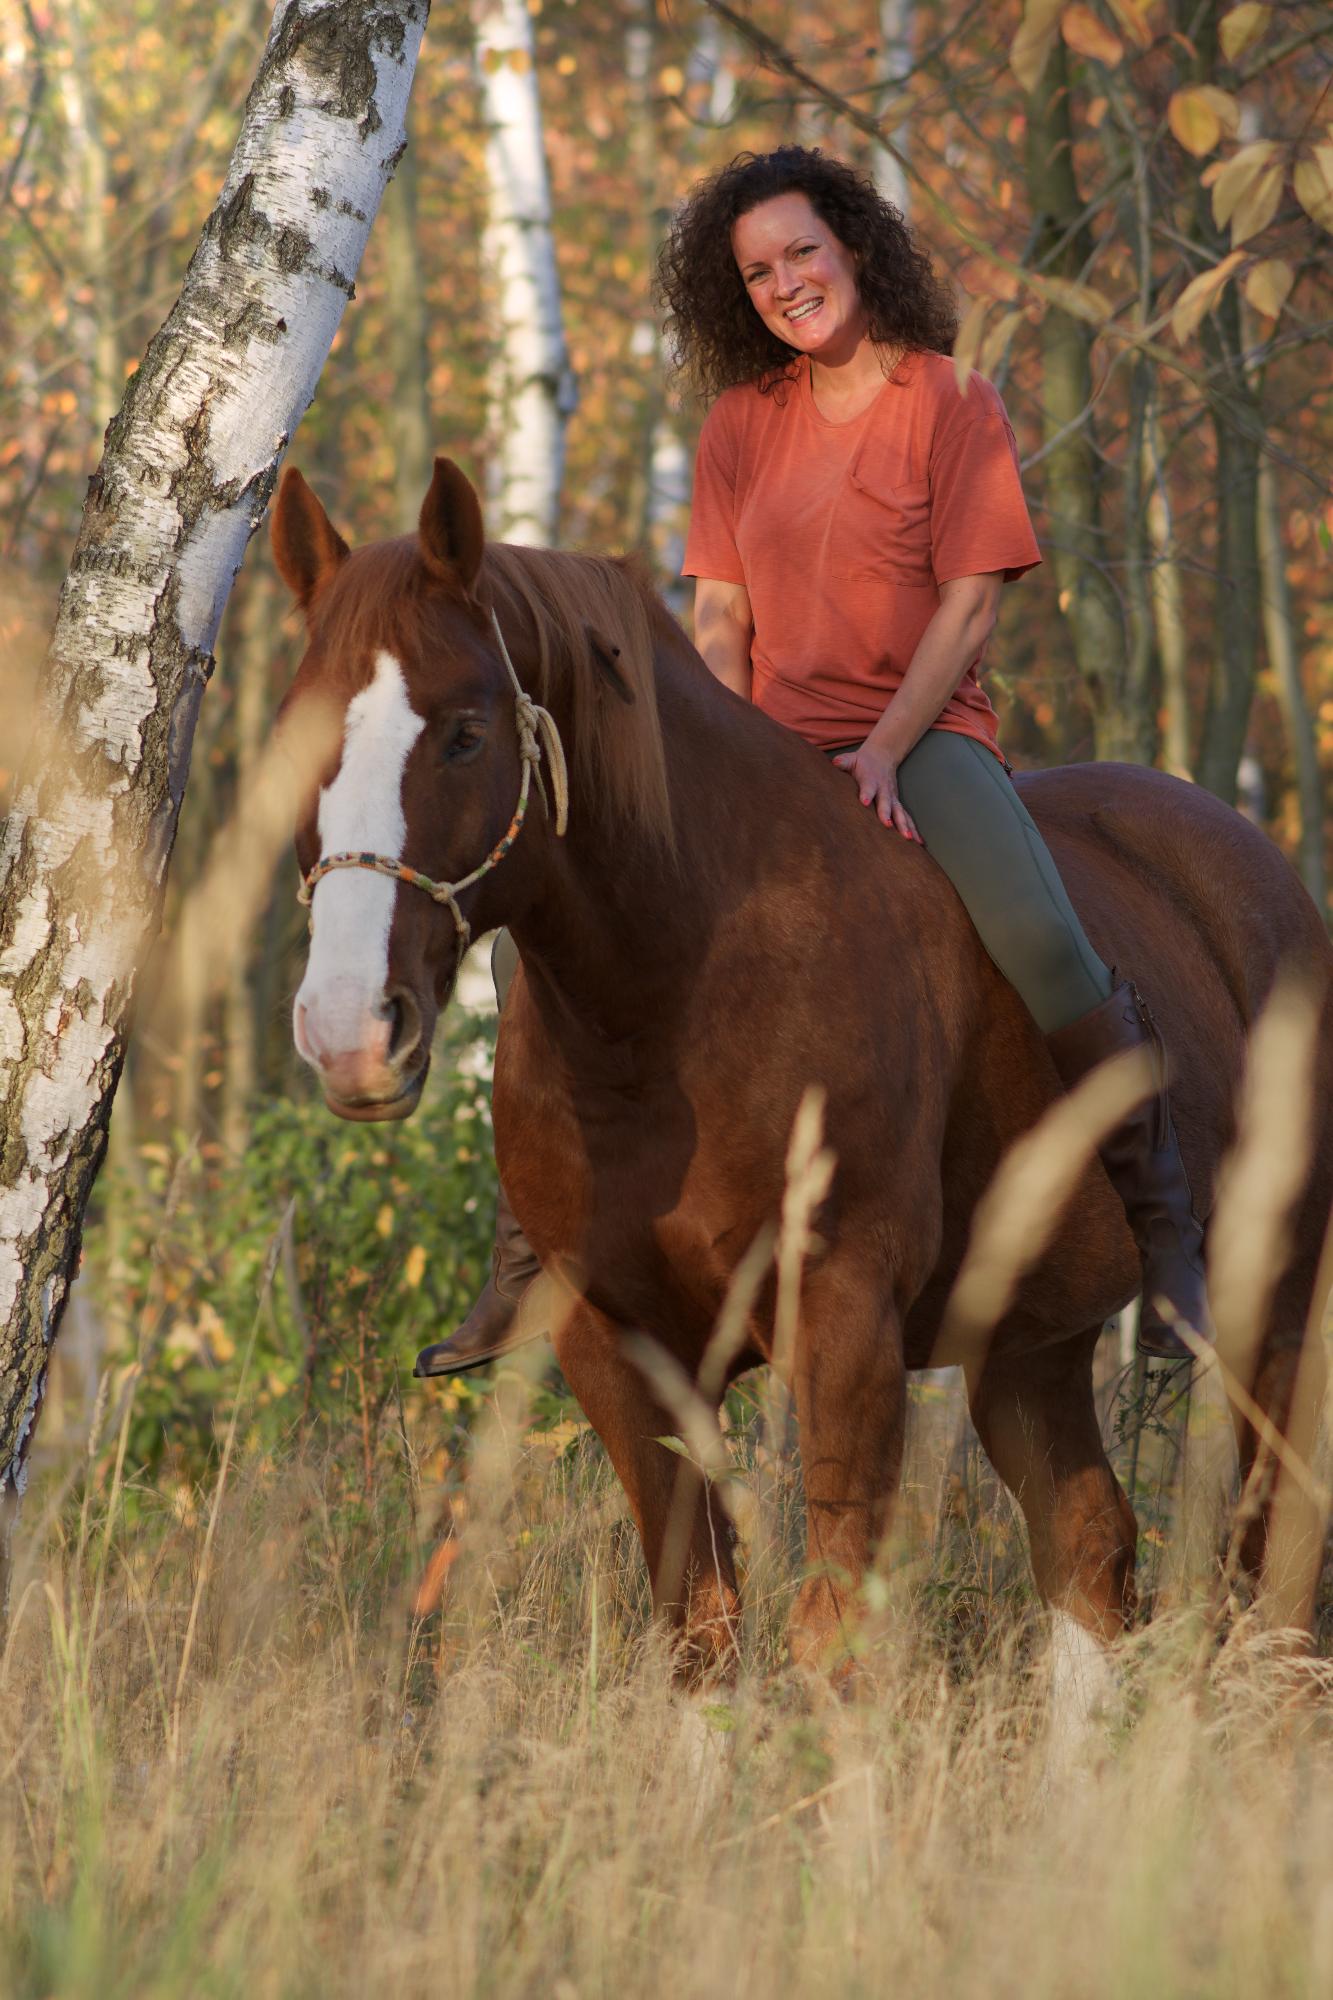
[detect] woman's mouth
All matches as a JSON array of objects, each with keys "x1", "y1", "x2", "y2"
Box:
[{"x1": 784, "y1": 297, "x2": 824, "y2": 325}]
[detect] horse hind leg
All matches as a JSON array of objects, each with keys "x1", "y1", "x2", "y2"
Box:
[
  {"x1": 1226, "y1": 1253, "x2": 1330, "y2": 1636},
  {"x1": 965, "y1": 1328, "x2": 1135, "y2": 1743}
]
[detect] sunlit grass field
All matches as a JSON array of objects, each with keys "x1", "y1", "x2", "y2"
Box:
[{"x1": 6, "y1": 1306, "x2": 1331, "y2": 2000}]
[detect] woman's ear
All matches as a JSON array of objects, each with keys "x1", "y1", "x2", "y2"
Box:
[{"x1": 271, "y1": 466, "x2": 350, "y2": 615}]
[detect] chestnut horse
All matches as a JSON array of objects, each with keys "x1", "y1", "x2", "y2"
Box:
[{"x1": 273, "y1": 457, "x2": 1333, "y2": 1673}]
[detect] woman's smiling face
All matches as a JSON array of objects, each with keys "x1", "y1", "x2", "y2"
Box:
[{"x1": 730, "y1": 191, "x2": 868, "y2": 362}]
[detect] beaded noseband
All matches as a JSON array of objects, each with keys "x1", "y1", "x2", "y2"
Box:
[{"x1": 297, "y1": 609, "x2": 569, "y2": 951}]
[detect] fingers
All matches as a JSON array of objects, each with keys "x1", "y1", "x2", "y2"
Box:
[{"x1": 892, "y1": 800, "x2": 923, "y2": 844}]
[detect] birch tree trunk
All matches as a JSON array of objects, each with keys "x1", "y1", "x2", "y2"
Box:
[
  {"x1": 0, "y1": 0, "x2": 428, "y2": 1568},
  {"x1": 870, "y1": 0, "x2": 912, "y2": 215},
  {"x1": 475, "y1": 0, "x2": 575, "y2": 546},
  {"x1": 384, "y1": 106, "x2": 435, "y2": 533}
]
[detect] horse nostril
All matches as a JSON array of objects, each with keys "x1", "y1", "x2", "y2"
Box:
[{"x1": 385, "y1": 986, "x2": 422, "y2": 1065}]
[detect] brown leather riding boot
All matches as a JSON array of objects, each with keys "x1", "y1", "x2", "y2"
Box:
[
  {"x1": 413, "y1": 1185, "x2": 545, "y2": 1377},
  {"x1": 1045, "y1": 980, "x2": 1213, "y2": 1364}
]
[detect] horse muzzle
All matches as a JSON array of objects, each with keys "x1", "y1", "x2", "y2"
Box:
[{"x1": 322, "y1": 1059, "x2": 429, "y2": 1123}]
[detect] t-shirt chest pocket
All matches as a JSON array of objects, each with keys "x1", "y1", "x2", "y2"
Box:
[{"x1": 834, "y1": 433, "x2": 933, "y2": 583}]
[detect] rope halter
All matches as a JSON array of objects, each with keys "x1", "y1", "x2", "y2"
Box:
[{"x1": 297, "y1": 609, "x2": 570, "y2": 952}]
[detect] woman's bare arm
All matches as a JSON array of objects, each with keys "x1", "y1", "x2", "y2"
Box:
[
  {"x1": 833, "y1": 572, "x2": 1005, "y2": 840},
  {"x1": 693, "y1": 578, "x2": 755, "y2": 700}
]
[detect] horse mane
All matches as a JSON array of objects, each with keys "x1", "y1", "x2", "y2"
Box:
[
  {"x1": 483, "y1": 542, "x2": 674, "y2": 853},
  {"x1": 309, "y1": 536, "x2": 675, "y2": 853}
]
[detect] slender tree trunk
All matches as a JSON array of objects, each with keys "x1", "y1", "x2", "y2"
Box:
[
  {"x1": 475, "y1": 0, "x2": 575, "y2": 546},
  {"x1": 870, "y1": 0, "x2": 912, "y2": 215},
  {"x1": 0, "y1": 0, "x2": 428, "y2": 1564},
  {"x1": 56, "y1": 0, "x2": 121, "y2": 437},
  {"x1": 1257, "y1": 447, "x2": 1326, "y2": 916},
  {"x1": 384, "y1": 106, "x2": 435, "y2": 532},
  {"x1": 1025, "y1": 45, "x2": 1145, "y2": 762},
  {"x1": 220, "y1": 568, "x2": 277, "y2": 1154},
  {"x1": 1196, "y1": 281, "x2": 1263, "y2": 803},
  {"x1": 1181, "y1": 3, "x2": 1262, "y2": 803},
  {"x1": 1144, "y1": 407, "x2": 1191, "y2": 777}
]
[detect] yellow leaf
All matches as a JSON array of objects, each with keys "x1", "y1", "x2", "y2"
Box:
[
  {"x1": 953, "y1": 295, "x2": 990, "y2": 394},
  {"x1": 1010, "y1": 0, "x2": 1063, "y2": 93},
  {"x1": 1168, "y1": 85, "x2": 1238, "y2": 157},
  {"x1": 658, "y1": 64, "x2": 685, "y2": 94},
  {"x1": 1170, "y1": 251, "x2": 1245, "y2": 343},
  {"x1": 376, "y1": 1203, "x2": 394, "y2": 1237},
  {"x1": 1042, "y1": 275, "x2": 1112, "y2": 324},
  {"x1": 1229, "y1": 159, "x2": 1283, "y2": 244},
  {"x1": 1211, "y1": 140, "x2": 1280, "y2": 228},
  {"x1": 1086, "y1": 95, "x2": 1109, "y2": 127},
  {"x1": 980, "y1": 307, "x2": 1025, "y2": 377},
  {"x1": 403, "y1": 1244, "x2": 427, "y2": 1289},
  {"x1": 1104, "y1": 0, "x2": 1154, "y2": 49},
  {"x1": 1242, "y1": 258, "x2": 1293, "y2": 318},
  {"x1": 1169, "y1": 87, "x2": 1219, "y2": 157},
  {"x1": 1293, "y1": 145, "x2": 1333, "y2": 233},
  {"x1": 1060, "y1": 4, "x2": 1123, "y2": 65},
  {"x1": 507, "y1": 45, "x2": 531, "y2": 73},
  {"x1": 1218, "y1": 2, "x2": 1270, "y2": 62},
  {"x1": 480, "y1": 45, "x2": 503, "y2": 73}
]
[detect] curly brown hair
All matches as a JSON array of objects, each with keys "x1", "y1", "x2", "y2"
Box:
[{"x1": 656, "y1": 147, "x2": 957, "y2": 401}]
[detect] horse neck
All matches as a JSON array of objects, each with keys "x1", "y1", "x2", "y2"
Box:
[{"x1": 500, "y1": 626, "x2": 832, "y2": 1045}]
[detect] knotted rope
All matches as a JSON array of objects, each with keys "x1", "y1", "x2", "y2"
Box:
[{"x1": 298, "y1": 609, "x2": 569, "y2": 951}]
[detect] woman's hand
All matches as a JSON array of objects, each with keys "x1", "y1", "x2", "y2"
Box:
[{"x1": 832, "y1": 736, "x2": 923, "y2": 843}]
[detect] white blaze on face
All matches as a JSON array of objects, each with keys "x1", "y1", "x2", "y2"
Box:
[{"x1": 294, "y1": 650, "x2": 425, "y2": 1063}]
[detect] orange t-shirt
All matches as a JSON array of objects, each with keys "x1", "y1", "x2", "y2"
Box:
[{"x1": 682, "y1": 351, "x2": 1041, "y2": 760}]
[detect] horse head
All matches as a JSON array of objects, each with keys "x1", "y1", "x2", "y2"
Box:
[{"x1": 272, "y1": 457, "x2": 555, "y2": 1122}]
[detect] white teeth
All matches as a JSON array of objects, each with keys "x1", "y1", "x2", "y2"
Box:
[{"x1": 786, "y1": 299, "x2": 823, "y2": 321}]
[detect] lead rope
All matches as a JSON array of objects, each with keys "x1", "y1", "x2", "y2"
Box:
[{"x1": 297, "y1": 608, "x2": 569, "y2": 951}]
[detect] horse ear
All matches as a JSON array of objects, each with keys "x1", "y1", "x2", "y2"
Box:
[
  {"x1": 271, "y1": 466, "x2": 349, "y2": 613},
  {"x1": 419, "y1": 457, "x2": 485, "y2": 591},
  {"x1": 587, "y1": 627, "x2": 635, "y2": 705}
]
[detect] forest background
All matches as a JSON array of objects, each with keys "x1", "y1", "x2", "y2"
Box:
[
  {"x1": 1, "y1": 0, "x2": 1331, "y2": 1505},
  {"x1": 0, "y1": 6, "x2": 1332, "y2": 1991}
]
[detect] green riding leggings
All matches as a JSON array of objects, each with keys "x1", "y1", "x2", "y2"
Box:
[
  {"x1": 489, "y1": 727, "x2": 1112, "y2": 1036},
  {"x1": 832, "y1": 727, "x2": 1113, "y2": 1034}
]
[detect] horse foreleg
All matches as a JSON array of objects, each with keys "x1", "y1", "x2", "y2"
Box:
[
  {"x1": 553, "y1": 1303, "x2": 741, "y2": 1679},
  {"x1": 965, "y1": 1328, "x2": 1137, "y2": 1644},
  {"x1": 1228, "y1": 1332, "x2": 1329, "y2": 1634},
  {"x1": 786, "y1": 1269, "x2": 908, "y2": 1674}
]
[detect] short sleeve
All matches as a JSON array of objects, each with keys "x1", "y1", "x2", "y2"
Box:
[
  {"x1": 929, "y1": 378, "x2": 1041, "y2": 586},
  {"x1": 682, "y1": 401, "x2": 746, "y2": 584}
]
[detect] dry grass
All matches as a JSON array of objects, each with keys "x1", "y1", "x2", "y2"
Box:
[{"x1": 4, "y1": 1343, "x2": 1332, "y2": 2000}]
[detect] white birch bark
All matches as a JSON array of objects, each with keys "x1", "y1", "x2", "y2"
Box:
[
  {"x1": 871, "y1": 0, "x2": 913, "y2": 216},
  {"x1": 0, "y1": 0, "x2": 427, "y2": 1535},
  {"x1": 475, "y1": 0, "x2": 575, "y2": 546}
]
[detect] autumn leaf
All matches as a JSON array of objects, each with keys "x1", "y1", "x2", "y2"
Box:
[
  {"x1": 980, "y1": 307, "x2": 1025, "y2": 378},
  {"x1": 1042, "y1": 275, "x2": 1112, "y2": 324},
  {"x1": 954, "y1": 295, "x2": 990, "y2": 393},
  {"x1": 1170, "y1": 251, "x2": 1245, "y2": 343},
  {"x1": 1243, "y1": 258, "x2": 1293, "y2": 318},
  {"x1": 1293, "y1": 145, "x2": 1333, "y2": 233},
  {"x1": 1218, "y1": 3, "x2": 1271, "y2": 63},
  {"x1": 1104, "y1": 0, "x2": 1154, "y2": 49},
  {"x1": 1168, "y1": 85, "x2": 1240, "y2": 157},
  {"x1": 403, "y1": 1243, "x2": 427, "y2": 1288},
  {"x1": 1060, "y1": 4, "x2": 1123, "y2": 64},
  {"x1": 1211, "y1": 140, "x2": 1283, "y2": 243},
  {"x1": 1010, "y1": 0, "x2": 1063, "y2": 93}
]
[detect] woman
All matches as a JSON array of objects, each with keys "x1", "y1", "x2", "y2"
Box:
[{"x1": 418, "y1": 147, "x2": 1208, "y2": 1378}]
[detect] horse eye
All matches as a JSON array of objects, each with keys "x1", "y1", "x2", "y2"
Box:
[{"x1": 443, "y1": 720, "x2": 485, "y2": 764}]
